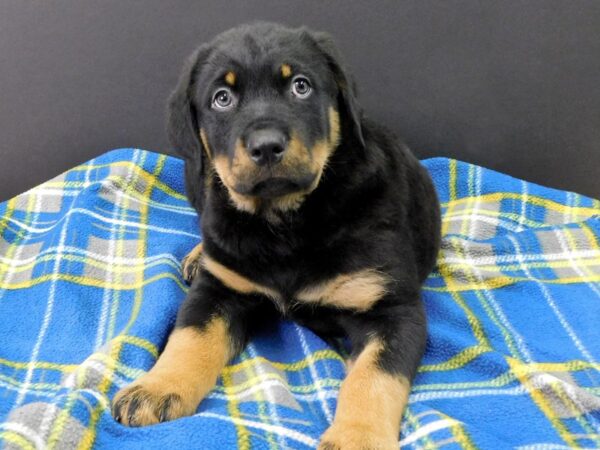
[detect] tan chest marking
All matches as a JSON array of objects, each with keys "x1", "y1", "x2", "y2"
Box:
[
  {"x1": 296, "y1": 269, "x2": 390, "y2": 311},
  {"x1": 202, "y1": 255, "x2": 388, "y2": 312},
  {"x1": 201, "y1": 254, "x2": 281, "y2": 300}
]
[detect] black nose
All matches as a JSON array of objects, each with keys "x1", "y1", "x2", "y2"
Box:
[{"x1": 245, "y1": 129, "x2": 288, "y2": 166}]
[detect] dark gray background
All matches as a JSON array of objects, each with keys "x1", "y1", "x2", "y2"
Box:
[{"x1": 1, "y1": 0, "x2": 599, "y2": 201}]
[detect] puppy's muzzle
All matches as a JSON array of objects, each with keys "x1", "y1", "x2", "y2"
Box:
[
  {"x1": 245, "y1": 128, "x2": 288, "y2": 167},
  {"x1": 234, "y1": 121, "x2": 317, "y2": 199}
]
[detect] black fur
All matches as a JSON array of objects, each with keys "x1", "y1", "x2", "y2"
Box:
[{"x1": 169, "y1": 21, "x2": 440, "y2": 400}]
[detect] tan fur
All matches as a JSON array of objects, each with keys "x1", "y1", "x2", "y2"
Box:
[
  {"x1": 202, "y1": 254, "x2": 281, "y2": 300},
  {"x1": 227, "y1": 189, "x2": 261, "y2": 213},
  {"x1": 200, "y1": 128, "x2": 212, "y2": 158},
  {"x1": 188, "y1": 242, "x2": 204, "y2": 259},
  {"x1": 280, "y1": 63, "x2": 292, "y2": 78},
  {"x1": 304, "y1": 107, "x2": 341, "y2": 193},
  {"x1": 297, "y1": 269, "x2": 389, "y2": 311},
  {"x1": 319, "y1": 339, "x2": 410, "y2": 449},
  {"x1": 200, "y1": 251, "x2": 387, "y2": 312},
  {"x1": 112, "y1": 320, "x2": 231, "y2": 426},
  {"x1": 268, "y1": 191, "x2": 307, "y2": 214},
  {"x1": 225, "y1": 71, "x2": 236, "y2": 86},
  {"x1": 213, "y1": 141, "x2": 261, "y2": 213}
]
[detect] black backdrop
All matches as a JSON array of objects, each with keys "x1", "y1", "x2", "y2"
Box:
[{"x1": 1, "y1": 0, "x2": 599, "y2": 201}]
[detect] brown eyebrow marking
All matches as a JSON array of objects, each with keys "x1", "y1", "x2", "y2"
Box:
[
  {"x1": 225, "y1": 71, "x2": 236, "y2": 86},
  {"x1": 280, "y1": 64, "x2": 292, "y2": 79}
]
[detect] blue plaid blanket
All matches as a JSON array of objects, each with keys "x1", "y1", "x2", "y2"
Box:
[{"x1": 1, "y1": 149, "x2": 599, "y2": 449}]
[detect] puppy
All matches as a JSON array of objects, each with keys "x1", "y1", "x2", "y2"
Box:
[{"x1": 112, "y1": 22, "x2": 441, "y2": 449}]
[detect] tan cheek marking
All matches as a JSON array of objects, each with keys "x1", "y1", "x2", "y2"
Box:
[
  {"x1": 229, "y1": 139, "x2": 261, "y2": 212},
  {"x1": 281, "y1": 64, "x2": 292, "y2": 79},
  {"x1": 284, "y1": 133, "x2": 311, "y2": 167},
  {"x1": 231, "y1": 138, "x2": 256, "y2": 179},
  {"x1": 199, "y1": 129, "x2": 212, "y2": 158},
  {"x1": 225, "y1": 71, "x2": 236, "y2": 86},
  {"x1": 309, "y1": 139, "x2": 332, "y2": 190},
  {"x1": 321, "y1": 339, "x2": 410, "y2": 446},
  {"x1": 202, "y1": 254, "x2": 281, "y2": 300},
  {"x1": 269, "y1": 110, "x2": 340, "y2": 215},
  {"x1": 271, "y1": 133, "x2": 311, "y2": 213},
  {"x1": 328, "y1": 107, "x2": 341, "y2": 145},
  {"x1": 297, "y1": 269, "x2": 389, "y2": 311},
  {"x1": 303, "y1": 107, "x2": 341, "y2": 194},
  {"x1": 213, "y1": 154, "x2": 260, "y2": 213},
  {"x1": 213, "y1": 156, "x2": 235, "y2": 187},
  {"x1": 311, "y1": 107, "x2": 340, "y2": 169},
  {"x1": 197, "y1": 130, "x2": 215, "y2": 197}
]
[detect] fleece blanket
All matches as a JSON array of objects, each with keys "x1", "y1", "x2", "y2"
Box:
[{"x1": 0, "y1": 149, "x2": 599, "y2": 450}]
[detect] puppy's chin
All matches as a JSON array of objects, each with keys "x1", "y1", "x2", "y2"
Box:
[
  {"x1": 223, "y1": 173, "x2": 320, "y2": 219},
  {"x1": 249, "y1": 178, "x2": 302, "y2": 198},
  {"x1": 235, "y1": 174, "x2": 317, "y2": 199}
]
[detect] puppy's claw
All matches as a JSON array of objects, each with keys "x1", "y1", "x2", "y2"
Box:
[
  {"x1": 181, "y1": 243, "x2": 204, "y2": 284},
  {"x1": 318, "y1": 423, "x2": 398, "y2": 450},
  {"x1": 181, "y1": 256, "x2": 200, "y2": 284},
  {"x1": 112, "y1": 379, "x2": 190, "y2": 427}
]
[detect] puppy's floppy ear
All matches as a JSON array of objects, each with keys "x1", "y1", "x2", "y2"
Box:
[
  {"x1": 167, "y1": 44, "x2": 211, "y2": 160},
  {"x1": 167, "y1": 44, "x2": 212, "y2": 211},
  {"x1": 309, "y1": 31, "x2": 365, "y2": 147}
]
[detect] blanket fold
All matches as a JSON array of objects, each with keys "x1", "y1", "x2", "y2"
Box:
[{"x1": 0, "y1": 149, "x2": 599, "y2": 449}]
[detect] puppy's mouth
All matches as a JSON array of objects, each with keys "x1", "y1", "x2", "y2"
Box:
[
  {"x1": 250, "y1": 178, "x2": 301, "y2": 198},
  {"x1": 235, "y1": 174, "x2": 317, "y2": 199}
]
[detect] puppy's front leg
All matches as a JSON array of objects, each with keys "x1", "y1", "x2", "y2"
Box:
[
  {"x1": 319, "y1": 303, "x2": 426, "y2": 450},
  {"x1": 112, "y1": 274, "x2": 251, "y2": 426},
  {"x1": 182, "y1": 242, "x2": 204, "y2": 283}
]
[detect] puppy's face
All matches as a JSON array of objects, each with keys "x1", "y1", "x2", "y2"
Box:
[{"x1": 169, "y1": 24, "x2": 363, "y2": 215}]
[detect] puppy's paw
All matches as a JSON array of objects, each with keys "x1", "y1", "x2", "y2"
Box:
[
  {"x1": 182, "y1": 243, "x2": 203, "y2": 284},
  {"x1": 319, "y1": 422, "x2": 398, "y2": 450},
  {"x1": 111, "y1": 375, "x2": 197, "y2": 427}
]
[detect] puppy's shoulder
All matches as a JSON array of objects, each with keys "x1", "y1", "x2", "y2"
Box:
[{"x1": 360, "y1": 118, "x2": 421, "y2": 191}]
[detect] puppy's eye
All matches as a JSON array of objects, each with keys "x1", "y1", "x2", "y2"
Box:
[
  {"x1": 291, "y1": 76, "x2": 312, "y2": 99},
  {"x1": 212, "y1": 88, "x2": 237, "y2": 110}
]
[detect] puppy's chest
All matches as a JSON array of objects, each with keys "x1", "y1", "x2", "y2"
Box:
[
  {"x1": 284, "y1": 268, "x2": 389, "y2": 313},
  {"x1": 203, "y1": 253, "x2": 390, "y2": 314}
]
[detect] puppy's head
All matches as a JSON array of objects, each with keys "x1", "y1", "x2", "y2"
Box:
[{"x1": 168, "y1": 23, "x2": 364, "y2": 216}]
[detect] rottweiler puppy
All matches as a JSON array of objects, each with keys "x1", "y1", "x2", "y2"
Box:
[{"x1": 112, "y1": 22, "x2": 441, "y2": 449}]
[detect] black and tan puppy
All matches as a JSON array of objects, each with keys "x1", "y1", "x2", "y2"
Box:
[{"x1": 112, "y1": 23, "x2": 441, "y2": 449}]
